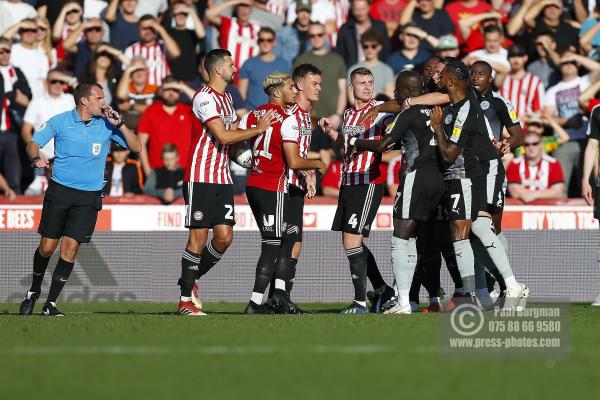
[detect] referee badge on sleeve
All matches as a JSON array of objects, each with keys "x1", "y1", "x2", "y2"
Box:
[{"x1": 92, "y1": 143, "x2": 102, "y2": 156}]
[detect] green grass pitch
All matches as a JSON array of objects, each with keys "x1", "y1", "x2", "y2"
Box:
[{"x1": 1, "y1": 302, "x2": 599, "y2": 400}]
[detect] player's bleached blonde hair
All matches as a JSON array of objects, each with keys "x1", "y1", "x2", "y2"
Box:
[{"x1": 263, "y1": 72, "x2": 292, "y2": 95}]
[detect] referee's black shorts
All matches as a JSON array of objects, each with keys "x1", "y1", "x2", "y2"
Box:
[{"x1": 38, "y1": 180, "x2": 102, "y2": 243}]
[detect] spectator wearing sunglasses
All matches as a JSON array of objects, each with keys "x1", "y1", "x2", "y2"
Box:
[
  {"x1": 506, "y1": 130, "x2": 565, "y2": 203},
  {"x1": 387, "y1": 23, "x2": 432, "y2": 75},
  {"x1": 5, "y1": 18, "x2": 49, "y2": 99},
  {"x1": 542, "y1": 52, "x2": 600, "y2": 194},
  {"x1": 239, "y1": 27, "x2": 290, "y2": 110},
  {"x1": 399, "y1": 0, "x2": 455, "y2": 54},
  {"x1": 51, "y1": 2, "x2": 83, "y2": 66},
  {"x1": 1, "y1": 36, "x2": 32, "y2": 194},
  {"x1": 63, "y1": 17, "x2": 106, "y2": 78},
  {"x1": 347, "y1": 29, "x2": 395, "y2": 100},
  {"x1": 335, "y1": 0, "x2": 390, "y2": 69}
]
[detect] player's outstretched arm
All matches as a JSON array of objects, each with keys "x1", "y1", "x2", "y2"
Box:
[
  {"x1": 283, "y1": 142, "x2": 327, "y2": 175},
  {"x1": 431, "y1": 106, "x2": 461, "y2": 163},
  {"x1": 409, "y1": 92, "x2": 449, "y2": 107},
  {"x1": 208, "y1": 110, "x2": 276, "y2": 145},
  {"x1": 358, "y1": 100, "x2": 403, "y2": 124},
  {"x1": 353, "y1": 135, "x2": 396, "y2": 153}
]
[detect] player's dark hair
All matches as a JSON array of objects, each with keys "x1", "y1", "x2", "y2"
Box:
[
  {"x1": 204, "y1": 48, "x2": 232, "y2": 74},
  {"x1": 74, "y1": 82, "x2": 103, "y2": 106},
  {"x1": 292, "y1": 63, "x2": 322, "y2": 83},
  {"x1": 349, "y1": 67, "x2": 373, "y2": 83},
  {"x1": 444, "y1": 60, "x2": 471, "y2": 81},
  {"x1": 483, "y1": 24, "x2": 503, "y2": 36},
  {"x1": 360, "y1": 29, "x2": 383, "y2": 45},
  {"x1": 258, "y1": 27, "x2": 276, "y2": 37},
  {"x1": 471, "y1": 60, "x2": 493, "y2": 75}
]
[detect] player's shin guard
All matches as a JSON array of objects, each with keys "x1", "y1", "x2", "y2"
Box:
[
  {"x1": 346, "y1": 247, "x2": 368, "y2": 304},
  {"x1": 391, "y1": 236, "x2": 418, "y2": 307},
  {"x1": 197, "y1": 240, "x2": 224, "y2": 278},
  {"x1": 179, "y1": 249, "x2": 201, "y2": 297},
  {"x1": 46, "y1": 258, "x2": 74, "y2": 304},
  {"x1": 251, "y1": 239, "x2": 281, "y2": 304},
  {"x1": 471, "y1": 217, "x2": 518, "y2": 289},
  {"x1": 452, "y1": 239, "x2": 475, "y2": 293},
  {"x1": 30, "y1": 248, "x2": 51, "y2": 294},
  {"x1": 364, "y1": 245, "x2": 386, "y2": 291}
]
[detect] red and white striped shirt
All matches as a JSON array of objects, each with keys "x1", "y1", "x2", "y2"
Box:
[
  {"x1": 124, "y1": 41, "x2": 170, "y2": 86},
  {"x1": 506, "y1": 154, "x2": 564, "y2": 191},
  {"x1": 281, "y1": 103, "x2": 312, "y2": 190},
  {"x1": 240, "y1": 103, "x2": 289, "y2": 193},
  {"x1": 500, "y1": 72, "x2": 545, "y2": 123},
  {"x1": 185, "y1": 85, "x2": 237, "y2": 184},
  {"x1": 219, "y1": 16, "x2": 261, "y2": 75},
  {"x1": 341, "y1": 100, "x2": 391, "y2": 185}
]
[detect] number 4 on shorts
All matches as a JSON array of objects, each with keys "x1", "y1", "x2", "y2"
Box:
[{"x1": 348, "y1": 213, "x2": 358, "y2": 229}]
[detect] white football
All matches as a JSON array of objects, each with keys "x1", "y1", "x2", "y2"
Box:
[{"x1": 231, "y1": 141, "x2": 254, "y2": 169}]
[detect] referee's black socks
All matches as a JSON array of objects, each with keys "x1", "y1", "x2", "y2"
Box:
[
  {"x1": 46, "y1": 258, "x2": 74, "y2": 304},
  {"x1": 30, "y1": 248, "x2": 51, "y2": 294}
]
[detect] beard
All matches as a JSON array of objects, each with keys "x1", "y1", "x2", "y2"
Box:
[
  {"x1": 225, "y1": 73, "x2": 235, "y2": 84},
  {"x1": 162, "y1": 97, "x2": 179, "y2": 107}
]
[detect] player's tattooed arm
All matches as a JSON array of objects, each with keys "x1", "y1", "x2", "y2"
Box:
[{"x1": 430, "y1": 106, "x2": 461, "y2": 163}]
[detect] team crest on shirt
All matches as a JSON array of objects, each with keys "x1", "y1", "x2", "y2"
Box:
[
  {"x1": 194, "y1": 211, "x2": 203, "y2": 221},
  {"x1": 481, "y1": 101, "x2": 490, "y2": 110},
  {"x1": 92, "y1": 143, "x2": 102, "y2": 156},
  {"x1": 444, "y1": 114, "x2": 453, "y2": 124}
]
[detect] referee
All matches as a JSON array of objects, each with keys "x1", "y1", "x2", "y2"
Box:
[{"x1": 19, "y1": 82, "x2": 141, "y2": 316}]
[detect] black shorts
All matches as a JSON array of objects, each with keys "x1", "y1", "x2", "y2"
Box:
[
  {"x1": 282, "y1": 185, "x2": 305, "y2": 241},
  {"x1": 332, "y1": 183, "x2": 383, "y2": 237},
  {"x1": 442, "y1": 176, "x2": 486, "y2": 221},
  {"x1": 183, "y1": 182, "x2": 235, "y2": 228},
  {"x1": 480, "y1": 159, "x2": 506, "y2": 215},
  {"x1": 393, "y1": 165, "x2": 444, "y2": 222},
  {"x1": 38, "y1": 180, "x2": 102, "y2": 243},
  {"x1": 246, "y1": 186, "x2": 286, "y2": 238}
]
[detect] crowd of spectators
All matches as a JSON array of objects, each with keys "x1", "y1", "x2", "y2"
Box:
[{"x1": 1, "y1": 0, "x2": 600, "y2": 204}]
